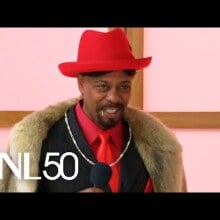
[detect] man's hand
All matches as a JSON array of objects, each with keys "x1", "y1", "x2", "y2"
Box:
[{"x1": 79, "y1": 187, "x2": 104, "y2": 193}]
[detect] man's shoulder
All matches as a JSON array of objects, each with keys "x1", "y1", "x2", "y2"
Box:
[
  {"x1": 11, "y1": 98, "x2": 78, "y2": 134},
  {"x1": 124, "y1": 106, "x2": 182, "y2": 153},
  {"x1": 7, "y1": 99, "x2": 78, "y2": 152},
  {"x1": 45, "y1": 115, "x2": 66, "y2": 138}
]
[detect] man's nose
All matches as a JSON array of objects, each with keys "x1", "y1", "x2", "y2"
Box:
[{"x1": 106, "y1": 88, "x2": 122, "y2": 103}]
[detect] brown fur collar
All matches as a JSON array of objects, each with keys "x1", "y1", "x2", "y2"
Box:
[{"x1": 0, "y1": 98, "x2": 186, "y2": 192}]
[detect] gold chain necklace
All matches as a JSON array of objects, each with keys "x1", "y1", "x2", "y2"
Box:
[{"x1": 65, "y1": 112, "x2": 131, "y2": 167}]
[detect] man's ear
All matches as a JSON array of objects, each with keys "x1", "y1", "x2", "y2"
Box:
[{"x1": 77, "y1": 75, "x2": 83, "y2": 93}]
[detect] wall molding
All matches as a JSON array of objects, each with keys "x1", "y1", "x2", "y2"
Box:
[
  {"x1": 1, "y1": 111, "x2": 220, "y2": 128},
  {"x1": 0, "y1": 111, "x2": 33, "y2": 128},
  {"x1": 150, "y1": 112, "x2": 220, "y2": 129}
]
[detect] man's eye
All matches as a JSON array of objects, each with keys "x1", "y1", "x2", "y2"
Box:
[
  {"x1": 120, "y1": 85, "x2": 131, "y2": 92},
  {"x1": 97, "y1": 84, "x2": 107, "y2": 91}
]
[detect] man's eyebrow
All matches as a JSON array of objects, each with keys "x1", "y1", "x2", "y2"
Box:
[
  {"x1": 120, "y1": 81, "x2": 131, "y2": 84},
  {"x1": 94, "y1": 79, "x2": 108, "y2": 83}
]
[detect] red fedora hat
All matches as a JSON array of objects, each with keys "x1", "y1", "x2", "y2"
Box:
[{"x1": 58, "y1": 28, "x2": 152, "y2": 77}]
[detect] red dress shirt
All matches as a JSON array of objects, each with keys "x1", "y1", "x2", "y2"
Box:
[{"x1": 75, "y1": 102, "x2": 153, "y2": 192}]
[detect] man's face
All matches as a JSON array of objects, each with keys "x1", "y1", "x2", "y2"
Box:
[{"x1": 77, "y1": 71, "x2": 133, "y2": 129}]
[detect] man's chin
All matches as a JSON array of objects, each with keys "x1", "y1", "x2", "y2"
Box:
[{"x1": 98, "y1": 118, "x2": 118, "y2": 129}]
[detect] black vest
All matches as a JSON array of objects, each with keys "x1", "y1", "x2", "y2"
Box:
[{"x1": 37, "y1": 107, "x2": 149, "y2": 192}]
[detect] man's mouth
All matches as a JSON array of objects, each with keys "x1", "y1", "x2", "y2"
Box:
[{"x1": 101, "y1": 107, "x2": 121, "y2": 117}]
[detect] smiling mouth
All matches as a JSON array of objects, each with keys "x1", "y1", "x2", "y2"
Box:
[{"x1": 101, "y1": 107, "x2": 120, "y2": 117}]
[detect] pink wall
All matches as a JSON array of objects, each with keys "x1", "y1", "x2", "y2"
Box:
[
  {"x1": 0, "y1": 28, "x2": 107, "y2": 151},
  {"x1": 175, "y1": 129, "x2": 220, "y2": 192},
  {"x1": 0, "y1": 28, "x2": 106, "y2": 110},
  {"x1": 0, "y1": 128, "x2": 10, "y2": 152},
  {"x1": 144, "y1": 28, "x2": 220, "y2": 111},
  {"x1": 144, "y1": 28, "x2": 220, "y2": 192}
]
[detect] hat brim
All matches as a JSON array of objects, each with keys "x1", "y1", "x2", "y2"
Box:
[{"x1": 58, "y1": 57, "x2": 152, "y2": 77}]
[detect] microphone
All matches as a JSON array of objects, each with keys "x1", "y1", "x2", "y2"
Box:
[{"x1": 90, "y1": 162, "x2": 112, "y2": 190}]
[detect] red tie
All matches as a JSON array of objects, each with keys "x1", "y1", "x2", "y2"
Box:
[{"x1": 96, "y1": 132, "x2": 119, "y2": 192}]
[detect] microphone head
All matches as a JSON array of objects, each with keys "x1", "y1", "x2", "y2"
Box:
[{"x1": 90, "y1": 163, "x2": 112, "y2": 189}]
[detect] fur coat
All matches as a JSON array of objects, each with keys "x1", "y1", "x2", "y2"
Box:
[{"x1": 0, "y1": 98, "x2": 187, "y2": 192}]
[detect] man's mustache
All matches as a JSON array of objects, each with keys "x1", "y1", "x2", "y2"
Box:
[{"x1": 97, "y1": 103, "x2": 125, "y2": 111}]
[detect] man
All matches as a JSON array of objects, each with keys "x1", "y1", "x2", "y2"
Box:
[{"x1": 0, "y1": 28, "x2": 187, "y2": 192}]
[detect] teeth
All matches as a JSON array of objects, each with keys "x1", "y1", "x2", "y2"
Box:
[{"x1": 105, "y1": 108, "x2": 117, "y2": 114}]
